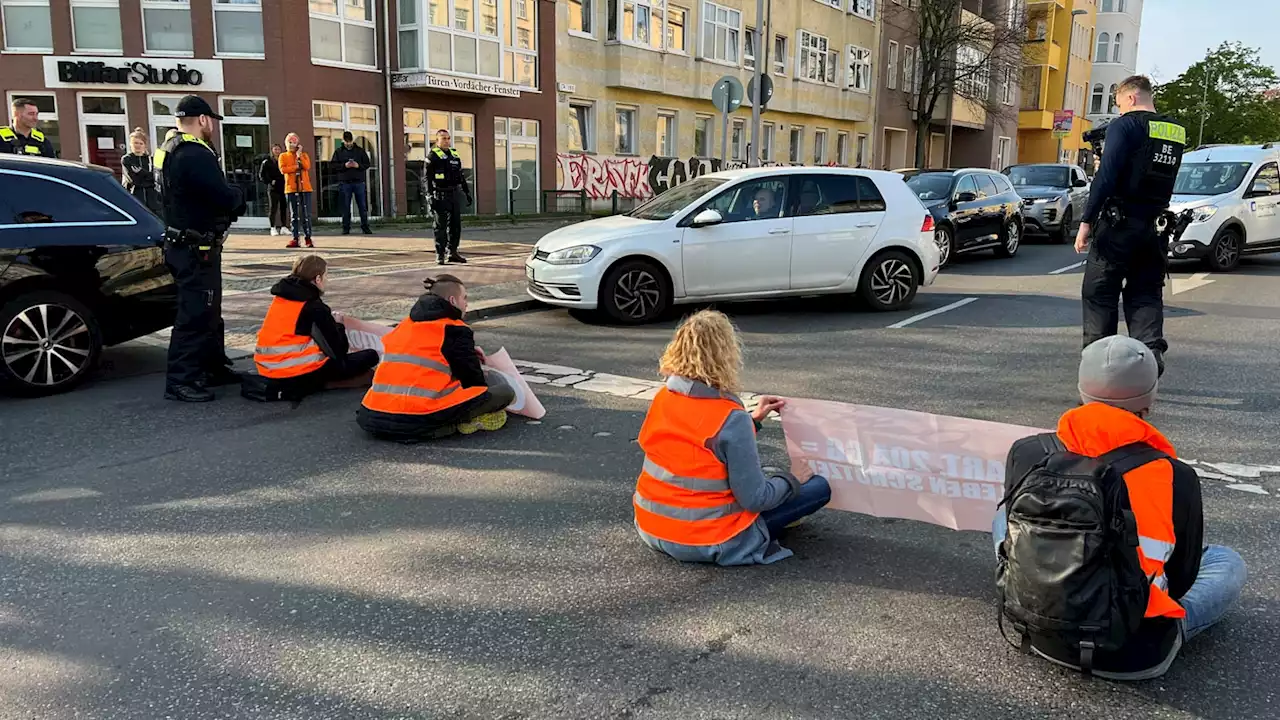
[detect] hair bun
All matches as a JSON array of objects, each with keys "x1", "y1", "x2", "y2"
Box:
[{"x1": 422, "y1": 277, "x2": 436, "y2": 291}]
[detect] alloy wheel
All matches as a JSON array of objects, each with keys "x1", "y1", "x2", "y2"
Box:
[
  {"x1": 1005, "y1": 221, "x2": 1021, "y2": 253},
  {"x1": 1215, "y1": 233, "x2": 1240, "y2": 268},
  {"x1": 870, "y1": 258, "x2": 914, "y2": 306},
  {"x1": 613, "y1": 269, "x2": 662, "y2": 320},
  {"x1": 2, "y1": 303, "x2": 93, "y2": 388},
  {"x1": 935, "y1": 228, "x2": 952, "y2": 266}
]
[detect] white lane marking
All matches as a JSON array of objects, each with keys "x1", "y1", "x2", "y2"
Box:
[
  {"x1": 1171, "y1": 271, "x2": 1214, "y2": 295},
  {"x1": 1226, "y1": 484, "x2": 1270, "y2": 495},
  {"x1": 1048, "y1": 260, "x2": 1086, "y2": 275},
  {"x1": 886, "y1": 297, "x2": 979, "y2": 329}
]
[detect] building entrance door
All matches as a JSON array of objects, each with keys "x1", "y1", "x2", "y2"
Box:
[{"x1": 495, "y1": 118, "x2": 540, "y2": 214}]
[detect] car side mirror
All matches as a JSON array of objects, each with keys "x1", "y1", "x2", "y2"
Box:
[
  {"x1": 1073, "y1": 178, "x2": 1088, "y2": 187},
  {"x1": 690, "y1": 208, "x2": 724, "y2": 228},
  {"x1": 954, "y1": 191, "x2": 977, "y2": 204}
]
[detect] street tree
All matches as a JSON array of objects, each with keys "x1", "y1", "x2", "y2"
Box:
[
  {"x1": 1154, "y1": 42, "x2": 1280, "y2": 147},
  {"x1": 885, "y1": 0, "x2": 1027, "y2": 168}
]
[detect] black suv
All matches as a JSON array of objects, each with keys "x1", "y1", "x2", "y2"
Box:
[
  {"x1": 904, "y1": 168, "x2": 1025, "y2": 267},
  {"x1": 0, "y1": 155, "x2": 175, "y2": 396}
]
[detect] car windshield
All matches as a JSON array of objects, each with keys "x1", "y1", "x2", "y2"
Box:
[
  {"x1": 904, "y1": 173, "x2": 954, "y2": 201},
  {"x1": 1173, "y1": 162, "x2": 1255, "y2": 196},
  {"x1": 1006, "y1": 165, "x2": 1069, "y2": 188},
  {"x1": 626, "y1": 177, "x2": 728, "y2": 221}
]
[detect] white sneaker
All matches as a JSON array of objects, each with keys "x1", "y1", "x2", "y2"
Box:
[{"x1": 269, "y1": 227, "x2": 278, "y2": 236}]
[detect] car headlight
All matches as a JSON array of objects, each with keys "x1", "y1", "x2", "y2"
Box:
[
  {"x1": 1190, "y1": 206, "x2": 1218, "y2": 223},
  {"x1": 543, "y1": 245, "x2": 600, "y2": 264}
]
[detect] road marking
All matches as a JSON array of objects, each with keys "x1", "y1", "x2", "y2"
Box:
[
  {"x1": 1171, "y1": 272, "x2": 1214, "y2": 295},
  {"x1": 886, "y1": 297, "x2": 979, "y2": 329},
  {"x1": 1048, "y1": 260, "x2": 1086, "y2": 275}
]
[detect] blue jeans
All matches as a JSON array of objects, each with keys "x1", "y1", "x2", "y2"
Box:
[
  {"x1": 288, "y1": 192, "x2": 313, "y2": 240},
  {"x1": 991, "y1": 509, "x2": 1246, "y2": 641},
  {"x1": 339, "y1": 181, "x2": 369, "y2": 232},
  {"x1": 762, "y1": 475, "x2": 832, "y2": 537}
]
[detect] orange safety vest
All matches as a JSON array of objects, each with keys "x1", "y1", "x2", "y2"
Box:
[
  {"x1": 253, "y1": 297, "x2": 328, "y2": 378},
  {"x1": 360, "y1": 317, "x2": 486, "y2": 415},
  {"x1": 633, "y1": 386, "x2": 760, "y2": 546}
]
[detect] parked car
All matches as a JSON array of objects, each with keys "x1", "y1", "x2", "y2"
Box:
[
  {"x1": 524, "y1": 168, "x2": 941, "y2": 324},
  {"x1": 1166, "y1": 143, "x2": 1280, "y2": 271},
  {"x1": 904, "y1": 169, "x2": 1025, "y2": 267},
  {"x1": 0, "y1": 155, "x2": 175, "y2": 396},
  {"x1": 1003, "y1": 163, "x2": 1090, "y2": 243}
]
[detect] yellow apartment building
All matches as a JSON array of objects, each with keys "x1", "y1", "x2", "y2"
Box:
[
  {"x1": 1018, "y1": 0, "x2": 1096, "y2": 165},
  {"x1": 556, "y1": 0, "x2": 878, "y2": 206}
]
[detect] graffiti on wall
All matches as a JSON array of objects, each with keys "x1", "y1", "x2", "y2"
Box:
[{"x1": 557, "y1": 153, "x2": 823, "y2": 200}]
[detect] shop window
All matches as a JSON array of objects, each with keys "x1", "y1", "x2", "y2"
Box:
[
  {"x1": 5, "y1": 93, "x2": 59, "y2": 157},
  {"x1": 313, "y1": 101, "x2": 382, "y2": 217}
]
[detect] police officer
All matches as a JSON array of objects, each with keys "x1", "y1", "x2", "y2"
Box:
[
  {"x1": 1, "y1": 97, "x2": 57, "y2": 157},
  {"x1": 426, "y1": 128, "x2": 472, "y2": 264},
  {"x1": 154, "y1": 95, "x2": 246, "y2": 402},
  {"x1": 1076, "y1": 75, "x2": 1185, "y2": 377}
]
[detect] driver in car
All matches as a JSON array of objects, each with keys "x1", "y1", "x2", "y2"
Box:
[{"x1": 746, "y1": 187, "x2": 779, "y2": 220}]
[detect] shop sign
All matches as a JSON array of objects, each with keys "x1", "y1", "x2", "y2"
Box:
[
  {"x1": 391, "y1": 72, "x2": 521, "y2": 98},
  {"x1": 42, "y1": 57, "x2": 226, "y2": 92}
]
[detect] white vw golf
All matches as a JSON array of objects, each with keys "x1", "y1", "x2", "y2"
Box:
[{"x1": 524, "y1": 167, "x2": 941, "y2": 324}]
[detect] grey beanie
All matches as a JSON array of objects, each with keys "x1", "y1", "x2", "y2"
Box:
[{"x1": 1079, "y1": 336, "x2": 1159, "y2": 413}]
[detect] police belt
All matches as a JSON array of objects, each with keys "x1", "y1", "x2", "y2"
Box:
[
  {"x1": 431, "y1": 186, "x2": 462, "y2": 197},
  {"x1": 165, "y1": 227, "x2": 225, "y2": 247}
]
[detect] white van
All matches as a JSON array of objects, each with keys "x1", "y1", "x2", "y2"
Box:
[{"x1": 1167, "y1": 143, "x2": 1280, "y2": 271}]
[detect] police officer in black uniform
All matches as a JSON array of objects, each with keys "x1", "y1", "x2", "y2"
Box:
[
  {"x1": 154, "y1": 95, "x2": 246, "y2": 402},
  {"x1": 1, "y1": 97, "x2": 57, "y2": 157},
  {"x1": 1076, "y1": 75, "x2": 1186, "y2": 376},
  {"x1": 425, "y1": 128, "x2": 473, "y2": 264}
]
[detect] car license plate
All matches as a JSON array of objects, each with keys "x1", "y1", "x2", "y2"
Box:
[{"x1": 525, "y1": 264, "x2": 535, "y2": 281}]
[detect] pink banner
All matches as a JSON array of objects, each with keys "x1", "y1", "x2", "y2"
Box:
[{"x1": 780, "y1": 398, "x2": 1047, "y2": 532}]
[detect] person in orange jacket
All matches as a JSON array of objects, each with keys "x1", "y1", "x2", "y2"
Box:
[{"x1": 279, "y1": 132, "x2": 313, "y2": 249}]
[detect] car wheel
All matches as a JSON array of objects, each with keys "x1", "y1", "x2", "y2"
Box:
[
  {"x1": 0, "y1": 290, "x2": 102, "y2": 397},
  {"x1": 1052, "y1": 206, "x2": 1073, "y2": 244},
  {"x1": 995, "y1": 218, "x2": 1021, "y2": 258},
  {"x1": 599, "y1": 259, "x2": 671, "y2": 325},
  {"x1": 934, "y1": 225, "x2": 955, "y2": 268},
  {"x1": 1205, "y1": 227, "x2": 1242, "y2": 272},
  {"x1": 858, "y1": 250, "x2": 919, "y2": 312}
]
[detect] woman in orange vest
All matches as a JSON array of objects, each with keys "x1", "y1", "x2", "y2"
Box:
[
  {"x1": 253, "y1": 255, "x2": 379, "y2": 397},
  {"x1": 633, "y1": 310, "x2": 830, "y2": 566},
  {"x1": 278, "y1": 132, "x2": 313, "y2": 249},
  {"x1": 357, "y1": 274, "x2": 516, "y2": 442}
]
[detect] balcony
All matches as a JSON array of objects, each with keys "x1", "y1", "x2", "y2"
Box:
[
  {"x1": 1019, "y1": 109, "x2": 1055, "y2": 131},
  {"x1": 1027, "y1": 0, "x2": 1067, "y2": 8},
  {"x1": 602, "y1": 43, "x2": 698, "y2": 97}
]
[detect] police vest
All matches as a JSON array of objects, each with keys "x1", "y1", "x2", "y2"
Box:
[
  {"x1": 360, "y1": 317, "x2": 487, "y2": 415},
  {"x1": 633, "y1": 387, "x2": 761, "y2": 546},
  {"x1": 1122, "y1": 112, "x2": 1187, "y2": 213},
  {"x1": 1, "y1": 126, "x2": 47, "y2": 155},
  {"x1": 253, "y1": 297, "x2": 328, "y2": 379},
  {"x1": 153, "y1": 132, "x2": 216, "y2": 218},
  {"x1": 432, "y1": 147, "x2": 461, "y2": 186}
]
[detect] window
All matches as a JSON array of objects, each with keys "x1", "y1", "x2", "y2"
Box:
[
  {"x1": 788, "y1": 126, "x2": 802, "y2": 163},
  {"x1": 0, "y1": 172, "x2": 132, "y2": 226},
  {"x1": 1096, "y1": 31, "x2": 1109, "y2": 63},
  {"x1": 744, "y1": 27, "x2": 756, "y2": 70},
  {"x1": 78, "y1": 94, "x2": 129, "y2": 178},
  {"x1": 1112, "y1": 33, "x2": 1123, "y2": 64},
  {"x1": 953, "y1": 173, "x2": 978, "y2": 199},
  {"x1": 310, "y1": 0, "x2": 377, "y2": 67},
  {"x1": 1108, "y1": 83, "x2": 1118, "y2": 113},
  {"x1": 3, "y1": 0, "x2": 53, "y2": 51},
  {"x1": 693, "y1": 115, "x2": 712, "y2": 156},
  {"x1": 773, "y1": 35, "x2": 787, "y2": 75},
  {"x1": 667, "y1": 6, "x2": 686, "y2": 51},
  {"x1": 998, "y1": 66, "x2": 1014, "y2": 105},
  {"x1": 798, "y1": 30, "x2": 836, "y2": 85},
  {"x1": 699, "y1": 178, "x2": 788, "y2": 223},
  {"x1": 813, "y1": 130, "x2": 827, "y2": 164},
  {"x1": 975, "y1": 174, "x2": 999, "y2": 199},
  {"x1": 140, "y1": 0, "x2": 193, "y2": 54},
  {"x1": 5, "y1": 93, "x2": 58, "y2": 156},
  {"x1": 404, "y1": 109, "x2": 476, "y2": 215},
  {"x1": 836, "y1": 132, "x2": 848, "y2": 165},
  {"x1": 568, "y1": 0, "x2": 592, "y2": 34},
  {"x1": 147, "y1": 94, "x2": 182, "y2": 150},
  {"x1": 795, "y1": 174, "x2": 885, "y2": 216},
  {"x1": 1117, "y1": 0, "x2": 1127, "y2": 11},
  {"x1": 995, "y1": 137, "x2": 1010, "y2": 171},
  {"x1": 425, "y1": 0, "x2": 528, "y2": 85},
  {"x1": 851, "y1": 0, "x2": 874, "y2": 20},
  {"x1": 567, "y1": 101, "x2": 595, "y2": 152},
  {"x1": 610, "y1": 0, "x2": 661, "y2": 49},
  {"x1": 701, "y1": 1, "x2": 740, "y2": 64},
  {"x1": 855, "y1": 134, "x2": 867, "y2": 167},
  {"x1": 399, "y1": 0, "x2": 420, "y2": 68},
  {"x1": 846, "y1": 45, "x2": 872, "y2": 93},
  {"x1": 731, "y1": 119, "x2": 744, "y2": 160},
  {"x1": 902, "y1": 46, "x2": 915, "y2": 94},
  {"x1": 313, "y1": 101, "x2": 383, "y2": 216},
  {"x1": 214, "y1": 0, "x2": 264, "y2": 56},
  {"x1": 615, "y1": 106, "x2": 636, "y2": 154},
  {"x1": 815, "y1": 0, "x2": 838, "y2": 8},
  {"x1": 1089, "y1": 83, "x2": 1104, "y2": 114},
  {"x1": 1101, "y1": 0, "x2": 1112, "y2": 10},
  {"x1": 71, "y1": 0, "x2": 123, "y2": 52},
  {"x1": 1250, "y1": 163, "x2": 1280, "y2": 196},
  {"x1": 887, "y1": 40, "x2": 898, "y2": 90},
  {"x1": 956, "y1": 45, "x2": 989, "y2": 99},
  {"x1": 761, "y1": 123, "x2": 774, "y2": 161},
  {"x1": 657, "y1": 111, "x2": 676, "y2": 156}
]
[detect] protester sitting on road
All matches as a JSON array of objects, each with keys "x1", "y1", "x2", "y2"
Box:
[
  {"x1": 633, "y1": 309, "x2": 831, "y2": 566},
  {"x1": 357, "y1": 274, "x2": 515, "y2": 442},
  {"x1": 252, "y1": 255, "x2": 379, "y2": 397},
  {"x1": 994, "y1": 335, "x2": 1246, "y2": 680}
]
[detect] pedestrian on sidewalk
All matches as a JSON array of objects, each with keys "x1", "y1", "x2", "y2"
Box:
[
  {"x1": 279, "y1": 132, "x2": 314, "y2": 249},
  {"x1": 260, "y1": 143, "x2": 290, "y2": 236},
  {"x1": 426, "y1": 128, "x2": 472, "y2": 264},
  {"x1": 332, "y1": 131, "x2": 372, "y2": 235},
  {"x1": 633, "y1": 310, "x2": 831, "y2": 566},
  {"x1": 121, "y1": 128, "x2": 160, "y2": 215}
]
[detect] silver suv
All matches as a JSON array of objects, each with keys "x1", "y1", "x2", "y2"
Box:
[{"x1": 1003, "y1": 163, "x2": 1091, "y2": 243}]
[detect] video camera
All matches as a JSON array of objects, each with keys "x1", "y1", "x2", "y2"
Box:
[{"x1": 1082, "y1": 125, "x2": 1107, "y2": 146}]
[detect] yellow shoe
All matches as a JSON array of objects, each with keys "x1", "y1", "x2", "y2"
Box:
[{"x1": 457, "y1": 411, "x2": 508, "y2": 435}]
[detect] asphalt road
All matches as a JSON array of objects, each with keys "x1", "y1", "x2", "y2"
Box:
[{"x1": 1, "y1": 235, "x2": 1278, "y2": 719}]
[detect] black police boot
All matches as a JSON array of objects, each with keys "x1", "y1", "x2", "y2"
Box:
[
  {"x1": 165, "y1": 384, "x2": 215, "y2": 403},
  {"x1": 202, "y1": 367, "x2": 242, "y2": 387},
  {"x1": 448, "y1": 251, "x2": 467, "y2": 264},
  {"x1": 1154, "y1": 349, "x2": 1166, "y2": 378},
  {"x1": 436, "y1": 251, "x2": 447, "y2": 264}
]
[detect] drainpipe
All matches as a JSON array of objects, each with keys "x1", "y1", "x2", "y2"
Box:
[{"x1": 383, "y1": 0, "x2": 398, "y2": 217}]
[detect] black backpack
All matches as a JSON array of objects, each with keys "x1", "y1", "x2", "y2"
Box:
[{"x1": 996, "y1": 436, "x2": 1169, "y2": 674}]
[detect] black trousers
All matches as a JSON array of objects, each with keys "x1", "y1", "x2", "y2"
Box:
[
  {"x1": 278, "y1": 348, "x2": 380, "y2": 398},
  {"x1": 267, "y1": 188, "x2": 289, "y2": 228},
  {"x1": 1081, "y1": 217, "x2": 1168, "y2": 354},
  {"x1": 164, "y1": 244, "x2": 227, "y2": 387},
  {"x1": 356, "y1": 369, "x2": 517, "y2": 443},
  {"x1": 432, "y1": 189, "x2": 463, "y2": 256}
]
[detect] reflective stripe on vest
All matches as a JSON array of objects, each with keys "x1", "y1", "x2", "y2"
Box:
[
  {"x1": 632, "y1": 387, "x2": 760, "y2": 547},
  {"x1": 360, "y1": 317, "x2": 486, "y2": 415},
  {"x1": 3, "y1": 126, "x2": 43, "y2": 154},
  {"x1": 1120, "y1": 455, "x2": 1186, "y2": 619},
  {"x1": 253, "y1": 296, "x2": 328, "y2": 378}
]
